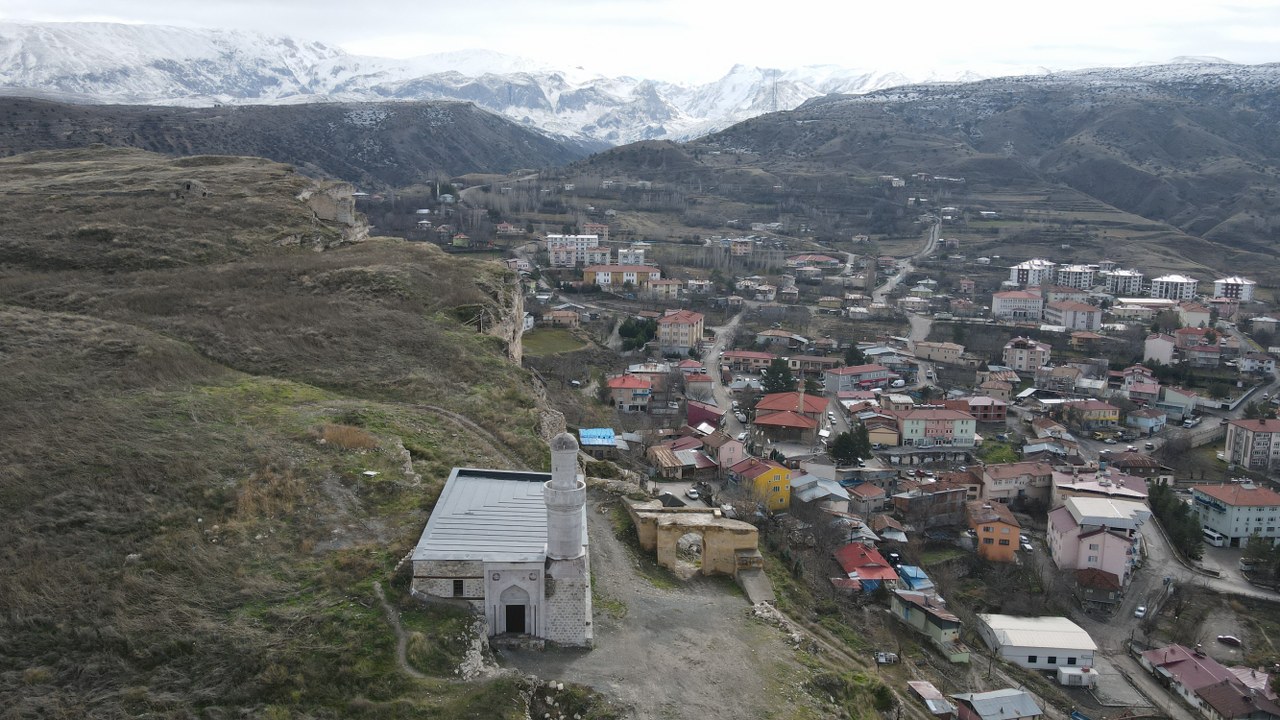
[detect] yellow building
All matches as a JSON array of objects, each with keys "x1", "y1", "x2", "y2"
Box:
[{"x1": 730, "y1": 457, "x2": 791, "y2": 511}]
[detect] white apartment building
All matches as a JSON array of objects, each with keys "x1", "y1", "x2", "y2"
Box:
[
  {"x1": 1003, "y1": 337, "x2": 1052, "y2": 372},
  {"x1": 1225, "y1": 418, "x2": 1280, "y2": 473},
  {"x1": 1009, "y1": 259, "x2": 1057, "y2": 287},
  {"x1": 991, "y1": 290, "x2": 1044, "y2": 320},
  {"x1": 1101, "y1": 269, "x2": 1144, "y2": 296},
  {"x1": 1044, "y1": 301, "x2": 1102, "y2": 331},
  {"x1": 1055, "y1": 265, "x2": 1096, "y2": 290},
  {"x1": 1213, "y1": 276, "x2": 1257, "y2": 302},
  {"x1": 1149, "y1": 274, "x2": 1199, "y2": 301},
  {"x1": 1191, "y1": 482, "x2": 1280, "y2": 548},
  {"x1": 616, "y1": 245, "x2": 646, "y2": 265},
  {"x1": 546, "y1": 234, "x2": 609, "y2": 268}
]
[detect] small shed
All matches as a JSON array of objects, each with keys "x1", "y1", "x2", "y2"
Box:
[{"x1": 908, "y1": 681, "x2": 957, "y2": 720}]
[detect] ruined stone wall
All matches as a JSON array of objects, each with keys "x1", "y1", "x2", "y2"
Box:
[
  {"x1": 296, "y1": 181, "x2": 370, "y2": 245},
  {"x1": 411, "y1": 558, "x2": 484, "y2": 610}
]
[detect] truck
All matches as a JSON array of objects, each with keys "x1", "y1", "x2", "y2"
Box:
[
  {"x1": 890, "y1": 379, "x2": 906, "y2": 388},
  {"x1": 1183, "y1": 416, "x2": 1203, "y2": 429}
]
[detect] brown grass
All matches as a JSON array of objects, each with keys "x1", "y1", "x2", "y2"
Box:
[{"x1": 316, "y1": 423, "x2": 380, "y2": 450}]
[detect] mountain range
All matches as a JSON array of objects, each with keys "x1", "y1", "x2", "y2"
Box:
[{"x1": 1, "y1": 20, "x2": 993, "y2": 147}]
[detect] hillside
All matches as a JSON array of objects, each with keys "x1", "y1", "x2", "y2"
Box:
[
  {"x1": 0, "y1": 147, "x2": 554, "y2": 717},
  {"x1": 0, "y1": 97, "x2": 586, "y2": 188},
  {"x1": 574, "y1": 67, "x2": 1280, "y2": 276}
]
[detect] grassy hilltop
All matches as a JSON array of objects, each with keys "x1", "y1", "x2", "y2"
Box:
[{"x1": 0, "y1": 147, "x2": 550, "y2": 717}]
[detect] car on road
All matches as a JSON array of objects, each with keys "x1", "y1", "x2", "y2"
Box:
[
  {"x1": 736, "y1": 431, "x2": 747, "y2": 442},
  {"x1": 1217, "y1": 635, "x2": 1242, "y2": 646},
  {"x1": 1021, "y1": 542, "x2": 1033, "y2": 552},
  {"x1": 685, "y1": 488, "x2": 700, "y2": 500},
  {"x1": 1020, "y1": 534, "x2": 1030, "y2": 544},
  {"x1": 735, "y1": 412, "x2": 747, "y2": 423},
  {"x1": 1127, "y1": 445, "x2": 1138, "y2": 452},
  {"x1": 1104, "y1": 438, "x2": 1117, "y2": 444},
  {"x1": 1145, "y1": 442, "x2": 1155, "y2": 450},
  {"x1": 1134, "y1": 606, "x2": 1147, "y2": 619}
]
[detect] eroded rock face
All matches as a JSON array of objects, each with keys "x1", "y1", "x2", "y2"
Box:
[{"x1": 297, "y1": 182, "x2": 369, "y2": 245}]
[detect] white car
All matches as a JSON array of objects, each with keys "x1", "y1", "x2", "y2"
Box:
[
  {"x1": 736, "y1": 431, "x2": 747, "y2": 442},
  {"x1": 1134, "y1": 606, "x2": 1147, "y2": 619},
  {"x1": 685, "y1": 488, "x2": 700, "y2": 500}
]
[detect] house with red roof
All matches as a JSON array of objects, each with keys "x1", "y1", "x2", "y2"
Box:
[
  {"x1": 1225, "y1": 418, "x2": 1280, "y2": 473},
  {"x1": 721, "y1": 349, "x2": 777, "y2": 372},
  {"x1": 832, "y1": 543, "x2": 898, "y2": 591},
  {"x1": 1191, "y1": 481, "x2": 1280, "y2": 547},
  {"x1": 1140, "y1": 645, "x2": 1241, "y2": 713},
  {"x1": 656, "y1": 309, "x2": 705, "y2": 356},
  {"x1": 605, "y1": 374, "x2": 652, "y2": 413}
]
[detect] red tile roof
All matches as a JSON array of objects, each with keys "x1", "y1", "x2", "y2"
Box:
[
  {"x1": 833, "y1": 543, "x2": 898, "y2": 581},
  {"x1": 657, "y1": 309, "x2": 704, "y2": 325},
  {"x1": 756, "y1": 392, "x2": 828, "y2": 414},
  {"x1": 1193, "y1": 483, "x2": 1280, "y2": 507},
  {"x1": 606, "y1": 374, "x2": 651, "y2": 389},
  {"x1": 753, "y1": 411, "x2": 819, "y2": 429}
]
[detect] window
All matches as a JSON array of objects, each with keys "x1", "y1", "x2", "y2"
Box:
[
  {"x1": 983, "y1": 538, "x2": 994, "y2": 545},
  {"x1": 999, "y1": 539, "x2": 1010, "y2": 546},
  {"x1": 1028, "y1": 655, "x2": 1038, "y2": 664},
  {"x1": 1047, "y1": 656, "x2": 1057, "y2": 665},
  {"x1": 984, "y1": 525, "x2": 994, "y2": 533},
  {"x1": 1001, "y1": 527, "x2": 1010, "y2": 534},
  {"x1": 1088, "y1": 543, "x2": 1100, "y2": 550},
  {"x1": 1088, "y1": 555, "x2": 1098, "y2": 562},
  {"x1": 1067, "y1": 657, "x2": 1076, "y2": 665},
  {"x1": 453, "y1": 579, "x2": 465, "y2": 597}
]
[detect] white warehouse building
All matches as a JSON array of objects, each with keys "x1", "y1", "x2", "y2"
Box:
[{"x1": 976, "y1": 614, "x2": 1097, "y2": 671}]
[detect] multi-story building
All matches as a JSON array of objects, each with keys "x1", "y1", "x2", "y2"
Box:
[
  {"x1": 1063, "y1": 399, "x2": 1120, "y2": 430},
  {"x1": 605, "y1": 374, "x2": 652, "y2": 412},
  {"x1": 645, "y1": 279, "x2": 684, "y2": 301},
  {"x1": 656, "y1": 309, "x2": 704, "y2": 356},
  {"x1": 1055, "y1": 265, "x2": 1096, "y2": 290},
  {"x1": 546, "y1": 234, "x2": 609, "y2": 267},
  {"x1": 914, "y1": 341, "x2": 965, "y2": 364},
  {"x1": 1101, "y1": 269, "x2": 1144, "y2": 296},
  {"x1": 1191, "y1": 482, "x2": 1280, "y2": 547},
  {"x1": 582, "y1": 264, "x2": 662, "y2": 291},
  {"x1": 729, "y1": 457, "x2": 792, "y2": 511},
  {"x1": 980, "y1": 461, "x2": 1054, "y2": 506},
  {"x1": 581, "y1": 222, "x2": 610, "y2": 243},
  {"x1": 729, "y1": 238, "x2": 754, "y2": 256},
  {"x1": 1224, "y1": 418, "x2": 1280, "y2": 472},
  {"x1": 1002, "y1": 337, "x2": 1051, "y2": 372},
  {"x1": 968, "y1": 500, "x2": 1021, "y2": 562},
  {"x1": 991, "y1": 290, "x2": 1044, "y2": 320},
  {"x1": 1149, "y1": 274, "x2": 1199, "y2": 301},
  {"x1": 1009, "y1": 258, "x2": 1056, "y2": 287},
  {"x1": 823, "y1": 364, "x2": 896, "y2": 392},
  {"x1": 896, "y1": 408, "x2": 977, "y2": 448},
  {"x1": 1213, "y1": 276, "x2": 1257, "y2": 302},
  {"x1": 721, "y1": 350, "x2": 776, "y2": 373},
  {"x1": 615, "y1": 245, "x2": 645, "y2": 265},
  {"x1": 1047, "y1": 497, "x2": 1144, "y2": 586},
  {"x1": 1043, "y1": 301, "x2": 1102, "y2": 330}
]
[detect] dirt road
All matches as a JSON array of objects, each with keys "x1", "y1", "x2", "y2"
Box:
[{"x1": 501, "y1": 493, "x2": 820, "y2": 719}]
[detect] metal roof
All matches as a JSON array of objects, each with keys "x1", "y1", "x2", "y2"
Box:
[
  {"x1": 951, "y1": 689, "x2": 1042, "y2": 720},
  {"x1": 411, "y1": 467, "x2": 586, "y2": 564},
  {"x1": 578, "y1": 428, "x2": 617, "y2": 447},
  {"x1": 978, "y1": 614, "x2": 1097, "y2": 652}
]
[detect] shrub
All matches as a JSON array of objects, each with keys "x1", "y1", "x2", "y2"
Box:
[{"x1": 317, "y1": 423, "x2": 379, "y2": 450}]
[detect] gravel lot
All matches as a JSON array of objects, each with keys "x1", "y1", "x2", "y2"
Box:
[{"x1": 501, "y1": 491, "x2": 820, "y2": 719}]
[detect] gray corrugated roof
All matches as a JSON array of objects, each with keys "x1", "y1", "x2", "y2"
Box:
[
  {"x1": 952, "y1": 689, "x2": 1042, "y2": 720},
  {"x1": 411, "y1": 468, "x2": 586, "y2": 563}
]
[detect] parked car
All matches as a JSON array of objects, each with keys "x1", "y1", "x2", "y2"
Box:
[
  {"x1": 685, "y1": 488, "x2": 700, "y2": 500},
  {"x1": 1217, "y1": 635, "x2": 1242, "y2": 646},
  {"x1": 735, "y1": 412, "x2": 747, "y2": 423},
  {"x1": 1145, "y1": 442, "x2": 1155, "y2": 450},
  {"x1": 1020, "y1": 534, "x2": 1030, "y2": 544},
  {"x1": 1134, "y1": 606, "x2": 1147, "y2": 619},
  {"x1": 736, "y1": 432, "x2": 747, "y2": 442},
  {"x1": 1021, "y1": 542, "x2": 1033, "y2": 552},
  {"x1": 1104, "y1": 438, "x2": 1117, "y2": 444}
]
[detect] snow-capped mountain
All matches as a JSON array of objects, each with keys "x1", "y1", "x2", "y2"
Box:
[{"x1": 0, "y1": 21, "x2": 993, "y2": 145}]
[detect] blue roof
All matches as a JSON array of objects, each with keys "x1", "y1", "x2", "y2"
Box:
[{"x1": 578, "y1": 428, "x2": 617, "y2": 447}]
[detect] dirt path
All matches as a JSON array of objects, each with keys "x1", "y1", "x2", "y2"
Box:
[
  {"x1": 501, "y1": 493, "x2": 821, "y2": 719},
  {"x1": 373, "y1": 581, "x2": 427, "y2": 680},
  {"x1": 414, "y1": 404, "x2": 529, "y2": 470}
]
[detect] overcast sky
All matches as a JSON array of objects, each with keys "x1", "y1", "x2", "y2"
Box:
[{"x1": 4, "y1": 0, "x2": 1279, "y2": 84}]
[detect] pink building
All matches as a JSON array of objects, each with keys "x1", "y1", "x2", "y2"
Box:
[{"x1": 1047, "y1": 497, "x2": 1144, "y2": 586}]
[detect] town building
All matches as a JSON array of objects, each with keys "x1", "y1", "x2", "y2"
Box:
[
  {"x1": 894, "y1": 481, "x2": 968, "y2": 527},
  {"x1": 991, "y1": 290, "x2": 1044, "y2": 320},
  {"x1": 547, "y1": 234, "x2": 609, "y2": 267},
  {"x1": 1055, "y1": 264, "x2": 1096, "y2": 290},
  {"x1": 975, "y1": 614, "x2": 1097, "y2": 671},
  {"x1": 1063, "y1": 399, "x2": 1121, "y2": 431},
  {"x1": 728, "y1": 457, "x2": 792, "y2": 511},
  {"x1": 1043, "y1": 301, "x2": 1102, "y2": 331},
  {"x1": 980, "y1": 462, "x2": 1054, "y2": 506},
  {"x1": 1047, "y1": 496, "x2": 1145, "y2": 586},
  {"x1": 1225, "y1": 419, "x2": 1280, "y2": 473},
  {"x1": 1002, "y1": 337, "x2": 1051, "y2": 372},
  {"x1": 410, "y1": 433, "x2": 592, "y2": 646},
  {"x1": 952, "y1": 689, "x2": 1043, "y2": 720},
  {"x1": 582, "y1": 264, "x2": 662, "y2": 290},
  {"x1": 1150, "y1": 274, "x2": 1199, "y2": 301},
  {"x1": 1191, "y1": 482, "x2": 1280, "y2": 548},
  {"x1": 967, "y1": 501, "x2": 1021, "y2": 562},
  {"x1": 832, "y1": 542, "x2": 898, "y2": 592},
  {"x1": 656, "y1": 309, "x2": 704, "y2": 356},
  {"x1": 1009, "y1": 259, "x2": 1057, "y2": 287},
  {"x1": 605, "y1": 374, "x2": 652, "y2": 412},
  {"x1": 891, "y1": 591, "x2": 970, "y2": 663},
  {"x1": 721, "y1": 349, "x2": 776, "y2": 373},
  {"x1": 915, "y1": 341, "x2": 965, "y2": 364},
  {"x1": 824, "y1": 364, "x2": 896, "y2": 392},
  {"x1": 1213, "y1": 276, "x2": 1257, "y2": 302},
  {"x1": 944, "y1": 397, "x2": 1007, "y2": 423},
  {"x1": 896, "y1": 408, "x2": 977, "y2": 448},
  {"x1": 1101, "y1": 269, "x2": 1144, "y2": 296},
  {"x1": 1144, "y1": 333, "x2": 1176, "y2": 365},
  {"x1": 581, "y1": 222, "x2": 610, "y2": 243}
]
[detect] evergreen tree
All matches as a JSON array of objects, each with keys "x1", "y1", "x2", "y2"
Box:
[
  {"x1": 830, "y1": 431, "x2": 861, "y2": 466},
  {"x1": 761, "y1": 358, "x2": 797, "y2": 394}
]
